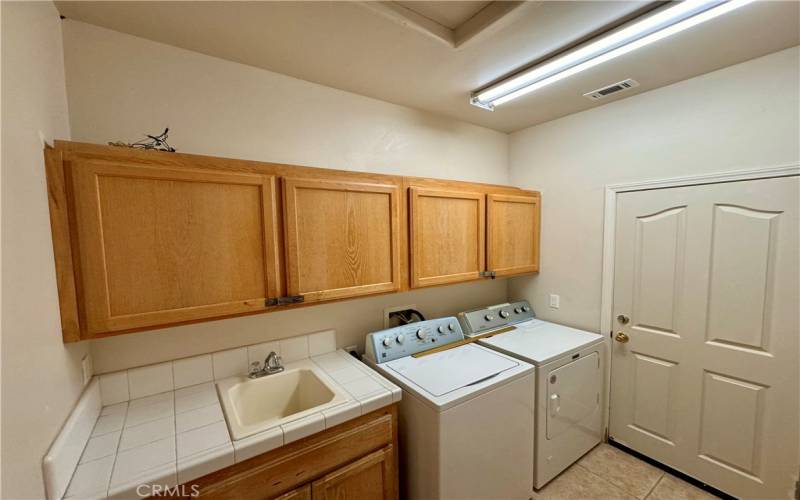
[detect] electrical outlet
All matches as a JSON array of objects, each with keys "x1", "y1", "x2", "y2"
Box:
[
  {"x1": 549, "y1": 294, "x2": 560, "y2": 309},
  {"x1": 383, "y1": 304, "x2": 416, "y2": 328},
  {"x1": 81, "y1": 353, "x2": 93, "y2": 386}
]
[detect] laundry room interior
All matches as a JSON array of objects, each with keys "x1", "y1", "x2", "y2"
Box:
[{"x1": 2, "y1": 1, "x2": 799, "y2": 499}]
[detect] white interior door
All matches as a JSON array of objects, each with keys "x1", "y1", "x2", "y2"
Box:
[{"x1": 609, "y1": 176, "x2": 799, "y2": 499}]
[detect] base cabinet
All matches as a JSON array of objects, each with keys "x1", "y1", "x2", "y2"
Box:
[{"x1": 182, "y1": 405, "x2": 398, "y2": 500}]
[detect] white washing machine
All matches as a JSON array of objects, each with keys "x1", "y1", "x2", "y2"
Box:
[
  {"x1": 363, "y1": 317, "x2": 536, "y2": 500},
  {"x1": 458, "y1": 301, "x2": 606, "y2": 489}
]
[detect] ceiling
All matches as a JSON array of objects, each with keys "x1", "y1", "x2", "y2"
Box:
[{"x1": 56, "y1": 1, "x2": 800, "y2": 133}]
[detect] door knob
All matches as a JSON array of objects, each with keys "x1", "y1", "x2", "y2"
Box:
[
  {"x1": 614, "y1": 332, "x2": 630, "y2": 343},
  {"x1": 616, "y1": 314, "x2": 630, "y2": 324}
]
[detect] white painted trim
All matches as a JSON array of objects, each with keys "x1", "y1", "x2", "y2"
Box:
[{"x1": 599, "y1": 162, "x2": 799, "y2": 438}]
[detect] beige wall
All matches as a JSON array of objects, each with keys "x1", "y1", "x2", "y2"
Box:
[
  {"x1": 1, "y1": 2, "x2": 90, "y2": 499},
  {"x1": 60, "y1": 20, "x2": 512, "y2": 373},
  {"x1": 508, "y1": 46, "x2": 800, "y2": 333}
]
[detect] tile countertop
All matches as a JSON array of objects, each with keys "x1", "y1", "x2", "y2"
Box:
[{"x1": 64, "y1": 349, "x2": 401, "y2": 499}]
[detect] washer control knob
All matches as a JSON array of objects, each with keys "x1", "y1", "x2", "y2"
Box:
[
  {"x1": 396, "y1": 334, "x2": 404, "y2": 344},
  {"x1": 484, "y1": 314, "x2": 494, "y2": 321},
  {"x1": 416, "y1": 329, "x2": 426, "y2": 340},
  {"x1": 448, "y1": 323, "x2": 456, "y2": 331},
  {"x1": 522, "y1": 305, "x2": 531, "y2": 312},
  {"x1": 499, "y1": 310, "x2": 510, "y2": 318},
  {"x1": 437, "y1": 325, "x2": 446, "y2": 334},
  {"x1": 514, "y1": 307, "x2": 521, "y2": 314},
  {"x1": 382, "y1": 338, "x2": 392, "y2": 347}
]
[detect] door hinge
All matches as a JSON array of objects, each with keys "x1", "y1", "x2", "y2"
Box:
[
  {"x1": 266, "y1": 295, "x2": 304, "y2": 306},
  {"x1": 479, "y1": 271, "x2": 496, "y2": 279}
]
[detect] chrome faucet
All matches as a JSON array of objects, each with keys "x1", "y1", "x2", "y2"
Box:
[{"x1": 248, "y1": 351, "x2": 284, "y2": 378}]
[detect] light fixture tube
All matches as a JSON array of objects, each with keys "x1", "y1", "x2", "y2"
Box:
[{"x1": 471, "y1": 0, "x2": 756, "y2": 110}]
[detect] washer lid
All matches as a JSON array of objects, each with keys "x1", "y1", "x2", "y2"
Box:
[
  {"x1": 480, "y1": 319, "x2": 603, "y2": 365},
  {"x1": 385, "y1": 343, "x2": 519, "y2": 397}
]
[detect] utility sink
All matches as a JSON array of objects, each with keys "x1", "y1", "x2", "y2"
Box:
[{"x1": 217, "y1": 359, "x2": 350, "y2": 440}]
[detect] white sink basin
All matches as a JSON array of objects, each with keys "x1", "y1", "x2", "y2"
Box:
[{"x1": 217, "y1": 359, "x2": 350, "y2": 440}]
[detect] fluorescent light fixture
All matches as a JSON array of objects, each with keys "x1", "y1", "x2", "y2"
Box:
[{"x1": 470, "y1": 0, "x2": 756, "y2": 110}]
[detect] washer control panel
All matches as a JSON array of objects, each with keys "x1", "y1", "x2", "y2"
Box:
[
  {"x1": 457, "y1": 300, "x2": 535, "y2": 336},
  {"x1": 364, "y1": 317, "x2": 463, "y2": 364}
]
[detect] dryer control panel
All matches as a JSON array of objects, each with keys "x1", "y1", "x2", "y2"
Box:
[
  {"x1": 458, "y1": 300, "x2": 535, "y2": 336},
  {"x1": 364, "y1": 317, "x2": 464, "y2": 364}
]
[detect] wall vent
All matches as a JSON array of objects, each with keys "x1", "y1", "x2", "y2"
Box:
[{"x1": 583, "y1": 79, "x2": 639, "y2": 100}]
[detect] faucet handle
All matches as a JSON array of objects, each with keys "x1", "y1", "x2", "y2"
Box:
[{"x1": 249, "y1": 361, "x2": 262, "y2": 375}]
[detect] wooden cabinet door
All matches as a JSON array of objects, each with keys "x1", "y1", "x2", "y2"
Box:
[
  {"x1": 273, "y1": 484, "x2": 311, "y2": 500},
  {"x1": 70, "y1": 160, "x2": 281, "y2": 335},
  {"x1": 311, "y1": 446, "x2": 395, "y2": 500},
  {"x1": 410, "y1": 187, "x2": 485, "y2": 287},
  {"x1": 283, "y1": 178, "x2": 401, "y2": 302},
  {"x1": 487, "y1": 192, "x2": 540, "y2": 276}
]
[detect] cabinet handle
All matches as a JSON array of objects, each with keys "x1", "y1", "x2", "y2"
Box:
[{"x1": 479, "y1": 271, "x2": 496, "y2": 278}]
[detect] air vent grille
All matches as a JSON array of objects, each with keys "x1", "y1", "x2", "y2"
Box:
[{"x1": 584, "y1": 79, "x2": 639, "y2": 100}]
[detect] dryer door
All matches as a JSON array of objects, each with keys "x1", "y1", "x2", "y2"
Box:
[{"x1": 547, "y1": 352, "x2": 600, "y2": 439}]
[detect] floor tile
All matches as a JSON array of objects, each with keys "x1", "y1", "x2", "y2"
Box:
[
  {"x1": 536, "y1": 464, "x2": 637, "y2": 500},
  {"x1": 579, "y1": 444, "x2": 663, "y2": 498},
  {"x1": 647, "y1": 474, "x2": 719, "y2": 500}
]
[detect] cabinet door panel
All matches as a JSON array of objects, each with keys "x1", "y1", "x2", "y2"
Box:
[
  {"x1": 283, "y1": 178, "x2": 400, "y2": 302},
  {"x1": 273, "y1": 484, "x2": 311, "y2": 500},
  {"x1": 410, "y1": 188, "x2": 485, "y2": 287},
  {"x1": 71, "y1": 160, "x2": 279, "y2": 335},
  {"x1": 487, "y1": 192, "x2": 540, "y2": 276},
  {"x1": 311, "y1": 446, "x2": 395, "y2": 500}
]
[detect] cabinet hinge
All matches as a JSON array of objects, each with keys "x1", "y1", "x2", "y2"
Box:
[
  {"x1": 266, "y1": 295, "x2": 305, "y2": 306},
  {"x1": 479, "y1": 271, "x2": 496, "y2": 279}
]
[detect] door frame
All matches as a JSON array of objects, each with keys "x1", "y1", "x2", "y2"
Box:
[{"x1": 598, "y1": 162, "x2": 799, "y2": 436}]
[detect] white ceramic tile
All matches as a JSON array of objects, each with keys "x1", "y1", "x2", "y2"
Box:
[
  {"x1": 101, "y1": 402, "x2": 128, "y2": 416},
  {"x1": 124, "y1": 399, "x2": 174, "y2": 428},
  {"x1": 177, "y1": 421, "x2": 231, "y2": 459},
  {"x1": 212, "y1": 348, "x2": 247, "y2": 380},
  {"x1": 80, "y1": 431, "x2": 121, "y2": 464},
  {"x1": 312, "y1": 351, "x2": 351, "y2": 372},
  {"x1": 279, "y1": 336, "x2": 309, "y2": 363},
  {"x1": 174, "y1": 381, "x2": 214, "y2": 398},
  {"x1": 65, "y1": 455, "x2": 114, "y2": 499},
  {"x1": 176, "y1": 403, "x2": 224, "y2": 434},
  {"x1": 128, "y1": 362, "x2": 174, "y2": 400},
  {"x1": 119, "y1": 416, "x2": 175, "y2": 452},
  {"x1": 128, "y1": 391, "x2": 172, "y2": 409},
  {"x1": 110, "y1": 437, "x2": 176, "y2": 487},
  {"x1": 359, "y1": 390, "x2": 392, "y2": 414},
  {"x1": 99, "y1": 371, "x2": 130, "y2": 406},
  {"x1": 172, "y1": 355, "x2": 213, "y2": 389},
  {"x1": 370, "y1": 374, "x2": 403, "y2": 403},
  {"x1": 308, "y1": 330, "x2": 336, "y2": 357},
  {"x1": 247, "y1": 341, "x2": 280, "y2": 368},
  {"x1": 328, "y1": 366, "x2": 365, "y2": 385},
  {"x1": 177, "y1": 443, "x2": 234, "y2": 484},
  {"x1": 344, "y1": 377, "x2": 384, "y2": 398},
  {"x1": 281, "y1": 413, "x2": 325, "y2": 444},
  {"x1": 175, "y1": 387, "x2": 219, "y2": 414},
  {"x1": 107, "y1": 463, "x2": 176, "y2": 500},
  {"x1": 92, "y1": 412, "x2": 126, "y2": 437},
  {"x1": 322, "y1": 401, "x2": 361, "y2": 428},
  {"x1": 233, "y1": 427, "x2": 284, "y2": 463}
]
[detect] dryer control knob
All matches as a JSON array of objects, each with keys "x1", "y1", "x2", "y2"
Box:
[
  {"x1": 416, "y1": 329, "x2": 426, "y2": 340},
  {"x1": 448, "y1": 323, "x2": 456, "y2": 331},
  {"x1": 522, "y1": 306, "x2": 531, "y2": 312},
  {"x1": 499, "y1": 310, "x2": 510, "y2": 318},
  {"x1": 484, "y1": 314, "x2": 494, "y2": 321},
  {"x1": 514, "y1": 307, "x2": 521, "y2": 314},
  {"x1": 382, "y1": 338, "x2": 392, "y2": 347},
  {"x1": 437, "y1": 325, "x2": 445, "y2": 334},
  {"x1": 396, "y1": 334, "x2": 404, "y2": 344}
]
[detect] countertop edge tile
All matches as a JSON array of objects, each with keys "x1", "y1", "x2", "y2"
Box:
[
  {"x1": 233, "y1": 426, "x2": 284, "y2": 463},
  {"x1": 177, "y1": 443, "x2": 234, "y2": 485}
]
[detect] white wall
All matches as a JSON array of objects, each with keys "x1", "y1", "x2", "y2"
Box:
[
  {"x1": 1, "y1": 3, "x2": 90, "y2": 499},
  {"x1": 508, "y1": 46, "x2": 800, "y2": 332},
  {"x1": 60, "y1": 20, "x2": 511, "y2": 373}
]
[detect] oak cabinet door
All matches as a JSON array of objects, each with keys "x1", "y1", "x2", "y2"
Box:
[
  {"x1": 487, "y1": 192, "x2": 540, "y2": 276},
  {"x1": 70, "y1": 160, "x2": 281, "y2": 335},
  {"x1": 410, "y1": 187, "x2": 485, "y2": 287},
  {"x1": 273, "y1": 484, "x2": 311, "y2": 500},
  {"x1": 311, "y1": 446, "x2": 395, "y2": 500},
  {"x1": 282, "y1": 178, "x2": 401, "y2": 302}
]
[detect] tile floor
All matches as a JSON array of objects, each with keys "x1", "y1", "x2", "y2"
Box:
[{"x1": 534, "y1": 444, "x2": 721, "y2": 500}]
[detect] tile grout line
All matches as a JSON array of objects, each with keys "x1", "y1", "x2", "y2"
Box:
[
  {"x1": 573, "y1": 463, "x2": 638, "y2": 499},
  {"x1": 643, "y1": 474, "x2": 665, "y2": 499},
  {"x1": 105, "y1": 402, "x2": 129, "y2": 496}
]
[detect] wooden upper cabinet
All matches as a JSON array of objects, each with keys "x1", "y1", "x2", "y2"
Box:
[
  {"x1": 410, "y1": 187, "x2": 485, "y2": 287},
  {"x1": 69, "y1": 158, "x2": 281, "y2": 336},
  {"x1": 282, "y1": 177, "x2": 401, "y2": 303},
  {"x1": 311, "y1": 446, "x2": 396, "y2": 500},
  {"x1": 487, "y1": 192, "x2": 540, "y2": 276}
]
